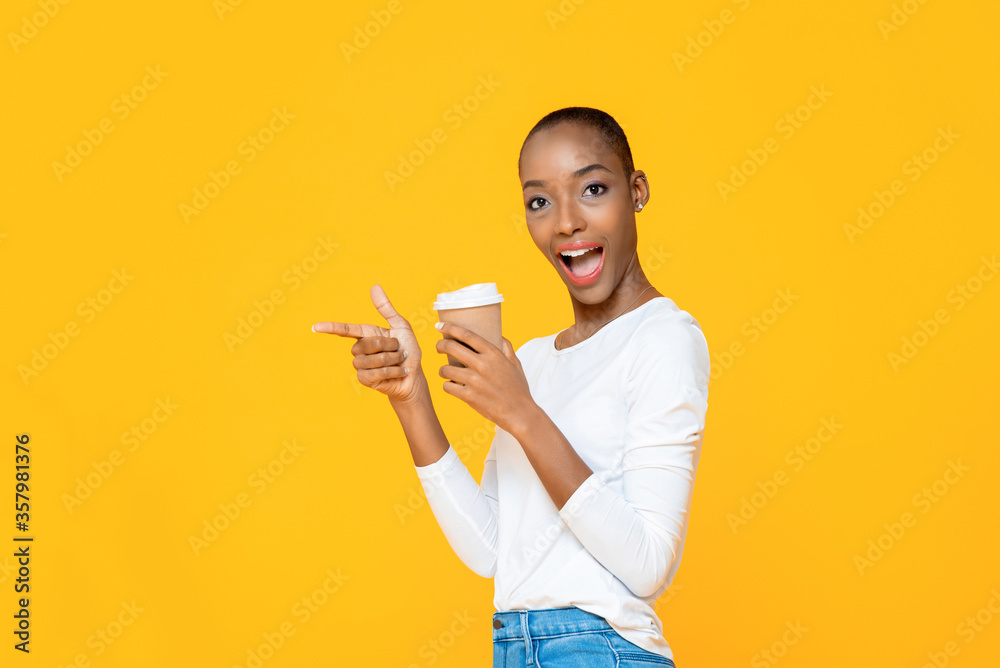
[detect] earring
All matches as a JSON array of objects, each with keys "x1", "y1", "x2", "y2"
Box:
[{"x1": 637, "y1": 203, "x2": 643, "y2": 211}]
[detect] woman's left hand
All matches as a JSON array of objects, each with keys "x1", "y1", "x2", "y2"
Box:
[{"x1": 435, "y1": 322, "x2": 536, "y2": 435}]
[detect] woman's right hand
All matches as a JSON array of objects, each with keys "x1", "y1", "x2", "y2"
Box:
[{"x1": 312, "y1": 284, "x2": 425, "y2": 404}]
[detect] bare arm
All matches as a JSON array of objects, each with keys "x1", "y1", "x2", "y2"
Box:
[
  {"x1": 503, "y1": 318, "x2": 711, "y2": 599},
  {"x1": 312, "y1": 283, "x2": 450, "y2": 467},
  {"x1": 395, "y1": 366, "x2": 499, "y2": 577},
  {"x1": 387, "y1": 368, "x2": 450, "y2": 468},
  {"x1": 312, "y1": 284, "x2": 498, "y2": 575},
  {"x1": 508, "y1": 404, "x2": 594, "y2": 510}
]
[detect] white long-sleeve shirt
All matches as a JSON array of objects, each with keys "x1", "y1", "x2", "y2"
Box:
[{"x1": 413, "y1": 296, "x2": 710, "y2": 661}]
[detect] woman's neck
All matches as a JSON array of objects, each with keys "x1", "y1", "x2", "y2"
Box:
[{"x1": 559, "y1": 255, "x2": 660, "y2": 348}]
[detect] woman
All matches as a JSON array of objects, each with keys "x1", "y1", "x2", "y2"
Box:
[{"x1": 313, "y1": 107, "x2": 710, "y2": 667}]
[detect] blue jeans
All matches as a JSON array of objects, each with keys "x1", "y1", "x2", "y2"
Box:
[{"x1": 492, "y1": 606, "x2": 676, "y2": 667}]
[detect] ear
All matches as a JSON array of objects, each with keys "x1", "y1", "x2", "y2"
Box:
[{"x1": 631, "y1": 170, "x2": 649, "y2": 210}]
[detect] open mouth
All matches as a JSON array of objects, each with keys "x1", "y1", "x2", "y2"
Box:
[{"x1": 558, "y1": 245, "x2": 604, "y2": 285}]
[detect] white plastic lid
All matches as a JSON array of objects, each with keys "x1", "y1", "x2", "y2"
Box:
[{"x1": 433, "y1": 283, "x2": 504, "y2": 310}]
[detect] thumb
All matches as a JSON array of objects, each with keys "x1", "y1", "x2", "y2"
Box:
[
  {"x1": 502, "y1": 337, "x2": 519, "y2": 363},
  {"x1": 370, "y1": 283, "x2": 409, "y2": 330}
]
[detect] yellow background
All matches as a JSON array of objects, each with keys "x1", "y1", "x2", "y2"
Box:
[{"x1": 2, "y1": 0, "x2": 998, "y2": 666}]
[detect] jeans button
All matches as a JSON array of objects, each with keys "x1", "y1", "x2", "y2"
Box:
[{"x1": 493, "y1": 619, "x2": 503, "y2": 629}]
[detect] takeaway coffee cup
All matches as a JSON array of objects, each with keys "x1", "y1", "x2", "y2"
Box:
[{"x1": 433, "y1": 283, "x2": 504, "y2": 368}]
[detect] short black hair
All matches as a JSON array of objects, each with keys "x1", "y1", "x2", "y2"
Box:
[{"x1": 519, "y1": 107, "x2": 635, "y2": 180}]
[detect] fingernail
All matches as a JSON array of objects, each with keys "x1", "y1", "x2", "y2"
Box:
[
  {"x1": 435, "y1": 322, "x2": 443, "y2": 330},
  {"x1": 403, "y1": 350, "x2": 408, "y2": 359},
  {"x1": 311, "y1": 325, "x2": 317, "y2": 332}
]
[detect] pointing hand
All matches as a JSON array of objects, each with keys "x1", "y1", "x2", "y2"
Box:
[{"x1": 312, "y1": 284, "x2": 425, "y2": 404}]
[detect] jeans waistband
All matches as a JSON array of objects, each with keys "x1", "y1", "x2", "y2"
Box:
[{"x1": 492, "y1": 606, "x2": 612, "y2": 642}]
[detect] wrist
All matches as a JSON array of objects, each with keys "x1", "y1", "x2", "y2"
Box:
[
  {"x1": 505, "y1": 400, "x2": 545, "y2": 442},
  {"x1": 388, "y1": 368, "x2": 432, "y2": 413}
]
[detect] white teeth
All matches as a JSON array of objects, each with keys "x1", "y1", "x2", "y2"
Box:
[{"x1": 560, "y1": 247, "x2": 600, "y2": 257}]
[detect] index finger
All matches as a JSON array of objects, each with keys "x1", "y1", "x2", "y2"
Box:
[
  {"x1": 312, "y1": 321, "x2": 378, "y2": 338},
  {"x1": 436, "y1": 320, "x2": 489, "y2": 351}
]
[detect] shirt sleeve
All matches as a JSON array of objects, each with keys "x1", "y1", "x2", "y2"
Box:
[
  {"x1": 557, "y1": 315, "x2": 711, "y2": 598},
  {"x1": 413, "y1": 436, "x2": 499, "y2": 578}
]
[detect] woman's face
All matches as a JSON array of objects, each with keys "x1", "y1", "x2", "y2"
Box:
[{"x1": 519, "y1": 121, "x2": 647, "y2": 303}]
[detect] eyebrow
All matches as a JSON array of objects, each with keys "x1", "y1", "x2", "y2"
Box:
[{"x1": 522, "y1": 163, "x2": 613, "y2": 191}]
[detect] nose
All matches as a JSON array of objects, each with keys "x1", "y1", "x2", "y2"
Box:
[{"x1": 554, "y1": 201, "x2": 585, "y2": 237}]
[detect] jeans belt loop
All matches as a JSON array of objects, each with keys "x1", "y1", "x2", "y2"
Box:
[{"x1": 520, "y1": 610, "x2": 533, "y2": 665}]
